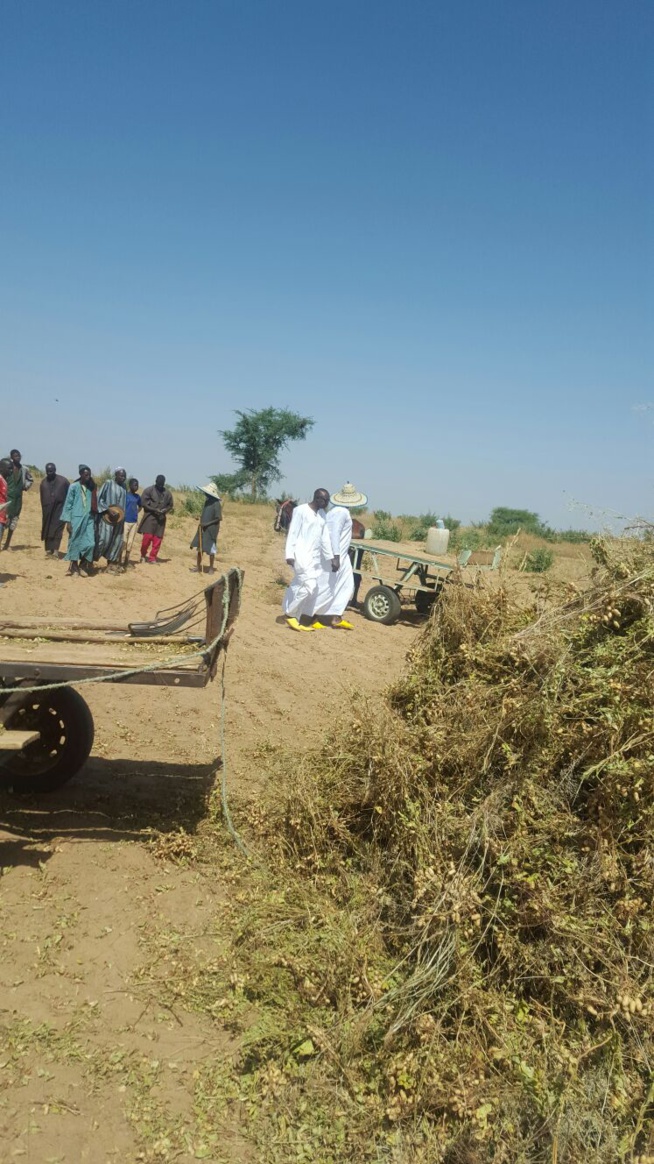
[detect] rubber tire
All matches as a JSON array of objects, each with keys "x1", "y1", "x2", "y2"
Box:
[
  {"x1": 0, "y1": 686, "x2": 95, "y2": 794},
  {"x1": 363, "y1": 585, "x2": 402, "y2": 626},
  {"x1": 415, "y1": 589, "x2": 438, "y2": 615}
]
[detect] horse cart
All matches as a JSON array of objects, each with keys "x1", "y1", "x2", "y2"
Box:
[
  {"x1": 0, "y1": 569, "x2": 242, "y2": 794},
  {"x1": 352, "y1": 540, "x2": 502, "y2": 625}
]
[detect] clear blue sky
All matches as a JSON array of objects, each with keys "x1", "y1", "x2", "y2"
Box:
[{"x1": 1, "y1": 0, "x2": 651, "y2": 528}]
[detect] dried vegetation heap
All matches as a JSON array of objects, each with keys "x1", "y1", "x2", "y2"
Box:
[{"x1": 235, "y1": 540, "x2": 654, "y2": 1162}]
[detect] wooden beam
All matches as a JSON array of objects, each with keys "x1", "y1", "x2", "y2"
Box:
[{"x1": 0, "y1": 730, "x2": 40, "y2": 751}]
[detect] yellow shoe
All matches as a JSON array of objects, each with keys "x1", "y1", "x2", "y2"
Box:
[
  {"x1": 333, "y1": 619, "x2": 354, "y2": 630},
  {"x1": 287, "y1": 617, "x2": 314, "y2": 632},
  {"x1": 310, "y1": 621, "x2": 330, "y2": 629}
]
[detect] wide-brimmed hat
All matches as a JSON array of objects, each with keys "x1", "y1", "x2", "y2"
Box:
[
  {"x1": 101, "y1": 504, "x2": 125, "y2": 526},
  {"x1": 331, "y1": 482, "x2": 368, "y2": 508},
  {"x1": 199, "y1": 482, "x2": 221, "y2": 500}
]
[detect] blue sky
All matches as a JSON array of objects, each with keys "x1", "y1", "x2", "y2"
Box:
[{"x1": 1, "y1": 0, "x2": 651, "y2": 528}]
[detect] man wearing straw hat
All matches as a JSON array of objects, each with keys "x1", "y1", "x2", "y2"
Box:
[
  {"x1": 311, "y1": 481, "x2": 367, "y2": 629},
  {"x1": 190, "y1": 482, "x2": 222, "y2": 574}
]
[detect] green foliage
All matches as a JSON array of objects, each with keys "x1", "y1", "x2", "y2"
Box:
[
  {"x1": 487, "y1": 506, "x2": 553, "y2": 539},
  {"x1": 442, "y1": 513, "x2": 461, "y2": 532},
  {"x1": 372, "y1": 511, "x2": 402, "y2": 541},
  {"x1": 557, "y1": 528, "x2": 592, "y2": 543},
  {"x1": 219, "y1": 407, "x2": 314, "y2": 499},
  {"x1": 210, "y1": 470, "x2": 251, "y2": 499},
  {"x1": 181, "y1": 491, "x2": 205, "y2": 517},
  {"x1": 522, "y1": 547, "x2": 554, "y2": 573},
  {"x1": 449, "y1": 526, "x2": 490, "y2": 552},
  {"x1": 408, "y1": 512, "x2": 439, "y2": 541},
  {"x1": 408, "y1": 512, "x2": 462, "y2": 541}
]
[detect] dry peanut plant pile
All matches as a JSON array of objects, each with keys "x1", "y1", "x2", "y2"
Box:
[{"x1": 222, "y1": 538, "x2": 654, "y2": 1163}]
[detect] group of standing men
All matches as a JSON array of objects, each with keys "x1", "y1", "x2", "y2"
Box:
[
  {"x1": 0, "y1": 454, "x2": 175, "y2": 577},
  {"x1": 283, "y1": 482, "x2": 367, "y2": 632},
  {"x1": 57, "y1": 467, "x2": 174, "y2": 577}
]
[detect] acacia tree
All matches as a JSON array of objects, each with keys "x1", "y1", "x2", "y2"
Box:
[{"x1": 218, "y1": 408, "x2": 314, "y2": 499}]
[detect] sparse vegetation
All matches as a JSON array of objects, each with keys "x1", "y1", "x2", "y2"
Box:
[
  {"x1": 372, "y1": 510, "x2": 402, "y2": 541},
  {"x1": 521, "y1": 546, "x2": 555, "y2": 572}
]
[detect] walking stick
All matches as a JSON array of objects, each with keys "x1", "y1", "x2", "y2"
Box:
[{"x1": 197, "y1": 518, "x2": 203, "y2": 574}]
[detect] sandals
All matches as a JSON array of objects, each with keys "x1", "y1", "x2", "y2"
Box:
[{"x1": 287, "y1": 617, "x2": 314, "y2": 633}]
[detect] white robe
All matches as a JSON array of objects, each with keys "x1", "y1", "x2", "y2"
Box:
[
  {"x1": 312, "y1": 506, "x2": 354, "y2": 617},
  {"x1": 283, "y1": 503, "x2": 333, "y2": 618}
]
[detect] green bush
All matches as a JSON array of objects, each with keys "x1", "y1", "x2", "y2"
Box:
[
  {"x1": 556, "y1": 528, "x2": 592, "y2": 543},
  {"x1": 407, "y1": 513, "x2": 461, "y2": 541},
  {"x1": 487, "y1": 506, "x2": 554, "y2": 540},
  {"x1": 408, "y1": 512, "x2": 439, "y2": 541},
  {"x1": 523, "y1": 547, "x2": 554, "y2": 573},
  {"x1": 449, "y1": 526, "x2": 490, "y2": 552},
  {"x1": 372, "y1": 517, "x2": 402, "y2": 542},
  {"x1": 181, "y1": 491, "x2": 205, "y2": 517}
]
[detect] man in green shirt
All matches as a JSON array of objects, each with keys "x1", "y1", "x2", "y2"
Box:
[{"x1": 0, "y1": 449, "x2": 34, "y2": 550}]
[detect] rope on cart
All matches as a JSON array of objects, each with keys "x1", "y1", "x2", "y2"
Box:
[{"x1": 218, "y1": 653, "x2": 252, "y2": 859}]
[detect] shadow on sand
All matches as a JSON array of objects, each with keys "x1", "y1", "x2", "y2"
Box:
[{"x1": 0, "y1": 755, "x2": 220, "y2": 867}]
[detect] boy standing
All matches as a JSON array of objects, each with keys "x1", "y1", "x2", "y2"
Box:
[{"x1": 121, "y1": 478, "x2": 141, "y2": 567}]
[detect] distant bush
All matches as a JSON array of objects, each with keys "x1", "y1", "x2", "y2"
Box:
[
  {"x1": 556, "y1": 529, "x2": 592, "y2": 544},
  {"x1": 522, "y1": 547, "x2": 554, "y2": 573},
  {"x1": 372, "y1": 515, "x2": 402, "y2": 541},
  {"x1": 406, "y1": 513, "x2": 461, "y2": 541},
  {"x1": 487, "y1": 506, "x2": 554, "y2": 540},
  {"x1": 181, "y1": 492, "x2": 205, "y2": 517},
  {"x1": 449, "y1": 527, "x2": 491, "y2": 552},
  {"x1": 408, "y1": 512, "x2": 439, "y2": 541}
]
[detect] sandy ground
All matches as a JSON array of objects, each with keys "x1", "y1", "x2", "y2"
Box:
[{"x1": 0, "y1": 489, "x2": 419, "y2": 1162}]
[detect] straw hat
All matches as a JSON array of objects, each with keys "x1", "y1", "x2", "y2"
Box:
[
  {"x1": 199, "y1": 482, "x2": 221, "y2": 500},
  {"x1": 101, "y1": 504, "x2": 125, "y2": 526},
  {"x1": 331, "y1": 482, "x2": 368, "y2": 508}
]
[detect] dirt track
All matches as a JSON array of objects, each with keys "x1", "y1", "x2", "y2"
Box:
[{"x1": 0, "y1": 489, "x2": 417, "y2": 1161}]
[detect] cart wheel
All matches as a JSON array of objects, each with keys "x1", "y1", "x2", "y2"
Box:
[
  {"x1": 415, "y1": 589, "x2": 438, "y2": 615},
  {"x1": 0, "y1": 686, "x2": 95, "y2": 794},
  {"x1": 363, "y1": 585, "x2": 402, "y2": 625}
]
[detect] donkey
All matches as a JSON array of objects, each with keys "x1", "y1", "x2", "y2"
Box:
[{"x1": 274, "y1": 498, "x2": 298, "y2": 532}]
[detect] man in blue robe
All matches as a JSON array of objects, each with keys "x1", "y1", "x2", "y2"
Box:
[{"x1": 61, "y1": 465, "x2": 97, "y2": 577}]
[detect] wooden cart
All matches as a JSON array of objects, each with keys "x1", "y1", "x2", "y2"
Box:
[
  {"x1": 351, "y1": 540, "x2": 501, "y2": 625},
  {"x1": 0, "y1": 569, "x2": 242, "y2": 793}
]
